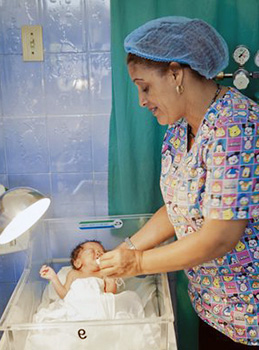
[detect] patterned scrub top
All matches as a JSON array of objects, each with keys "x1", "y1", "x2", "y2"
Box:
[{"x1": 160, "y1": 87, "x2": 259, "y2": 346}]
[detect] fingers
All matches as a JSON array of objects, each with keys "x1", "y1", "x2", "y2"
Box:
[
  {"x1": 98, "y1": 249, "x2": 142, "y2": 278},
  {"x1": 99, "y1": 251, "x2": 117, "y2": 269},
  {"x1": 101, "y1": 267, "x2": 121, "y2": 278},
  {"x1": 40, "y1": 265, "x2": 48, "y2": 273},
  {"x1": 98, "y1": 251, "x2": 121, "y2": 277},
  {"x1": 96, "y1": 251, "x2": 104, "y2": 259},
  {"x1": 39, "y1": 265, "x2": 50, "y2": 277},
  {"x1": 99, "y1": 250, "x2": 115, "y2": 263}
]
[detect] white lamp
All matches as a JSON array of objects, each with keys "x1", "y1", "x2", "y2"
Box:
[{"x1": 0, "y1": 187, "x2": 51, "y2": 245}]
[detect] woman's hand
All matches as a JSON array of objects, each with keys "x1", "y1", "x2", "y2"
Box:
[
  {"x1": 99, "y1": 249, "x2": 143, "y2": 278},
  {"x1": 100, "y1": 218, "x2": 249, "y2": 277}
]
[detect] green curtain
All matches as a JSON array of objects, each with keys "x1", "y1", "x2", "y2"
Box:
[{"x1": 108, "y1": 1, "x2": 259, "y2": 350}]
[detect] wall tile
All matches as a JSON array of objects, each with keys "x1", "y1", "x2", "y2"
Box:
[
  {"x1": 1, "y1": 56, "x2": 45, "y2": 117},
  {"x1": 1, "y1": 0, "x2": 39, "y2": 54},
  {"x1": 8, "y1": 174, "x2": 51, "y2": 197},
  {"x1": 0, "y1": 15, "x2": 4, "y2": 55},
  {"x1": 4, "y1": 117, "x2": 49, "y2": 174},
  {"x1": 0, "y1": 55, "x2": 3, "y2": 117},
  {"x1": 0, "y1": 55, "x2": 2, "y2": 109},
  {"x1": 91, "y1": 114, "x2": 109, "y2": 172},
  {"x1": 51, "y1": 173, "x2": 95, "y2": 217},
  {"x1": 89, "y1": 52, "x2": 111, "y2": 114},
  {"x1": 41, "y1": 0, "x2": 86, "y2": 53},
  {"x1": 0, "y1": 0, "x2": 111, "y2": 318},
  {"x1": 88, "y1": 0, "x2": 110, "y2": 51},
  {"x1": 44, "y1": 53, "x2": 90, "y2": 115},
  {"x1": 48, "y1": 116, "x2": 93, "y2": 173},
  {"x1": 94, "y1": 172, "x2": 108, "y2": 215},
  {"x1": 0, "y1": 175, "x2": 8, "y2": 189},
  {"x1": 0, "y1": 117, "x2": 6, "y2": 174}
]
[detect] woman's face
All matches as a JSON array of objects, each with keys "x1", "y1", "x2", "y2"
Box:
[{"x1": 128, "y1": 62, "x2": 182, "y2": 125}]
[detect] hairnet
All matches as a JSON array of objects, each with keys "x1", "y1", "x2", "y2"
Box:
[{"x1": 124, "y1": 16, "x2": 229, "y2": 79}]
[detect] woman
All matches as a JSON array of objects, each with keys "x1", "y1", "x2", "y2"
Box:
[{"x1": 100, "y1": 17, "x2": 259, "y2": 348}]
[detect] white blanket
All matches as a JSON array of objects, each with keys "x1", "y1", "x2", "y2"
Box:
[
  {"x1": 24, "y1": 270, "x2": 160, "y2": 350},
  {"x1": 33, "y1": 277, "x2": 145, "y2": 322}
]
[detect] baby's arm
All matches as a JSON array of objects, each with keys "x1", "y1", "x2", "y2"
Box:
[
  {"x1": 39, "y1": 265, "x2": 72, "y2": 299},
  {"x1": 104, "y1": 277, "x2": 117, "y2": 294}
]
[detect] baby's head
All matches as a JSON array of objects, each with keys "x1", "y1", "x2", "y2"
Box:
[{"x1": 70, "y1": 240, "x2": 105, "y2": 270}]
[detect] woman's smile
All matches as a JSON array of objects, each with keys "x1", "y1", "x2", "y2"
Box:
[
  {"x1": 128, "y1": 62, "x2": 182, "y2": 125},
  {"x1": 149, "y1": 106, "x2": 158, "y2": 115}
]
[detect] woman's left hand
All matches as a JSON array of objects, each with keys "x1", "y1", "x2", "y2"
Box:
[{"x1": 99, "y1": 249, "x2": 143, "y2": 278}]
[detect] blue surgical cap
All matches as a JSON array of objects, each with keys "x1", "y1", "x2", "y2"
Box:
[{"x1": 124, "y1": 16, "x2": 229, "y2": 79}]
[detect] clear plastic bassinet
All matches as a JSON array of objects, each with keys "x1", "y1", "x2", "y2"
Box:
[{"x1": 0, "y1": 214, "x2": 177, "y2": 350}]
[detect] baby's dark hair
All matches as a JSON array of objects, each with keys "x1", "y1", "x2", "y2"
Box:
[{"x1": 70, "y1": 239, "x2": 104, "y2": 270}]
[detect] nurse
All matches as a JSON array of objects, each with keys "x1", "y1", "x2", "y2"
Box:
[{"x1": 100, "y1": 17, "x2": 259, "y2": 348}]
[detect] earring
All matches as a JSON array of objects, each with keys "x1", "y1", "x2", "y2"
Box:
[{"x1": 176, "y1": 85, "x2": 184, "y2": 95}]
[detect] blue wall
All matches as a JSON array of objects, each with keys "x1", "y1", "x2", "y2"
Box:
[
  {"x1": 0, "y1": 251, "x2": 27, "y2": 317},
  {"x1": 0, "y1": 0, "x2": 111, "y2": 219},
  {"x1": 0, "y1": 0, "x2": 111, "y2": 319}
]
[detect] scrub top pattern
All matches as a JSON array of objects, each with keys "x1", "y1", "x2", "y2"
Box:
[{"x1": 160, "y1": 87, "x2": 259, "y2": 346}]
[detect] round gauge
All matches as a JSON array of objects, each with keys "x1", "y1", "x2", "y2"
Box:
[
  {"x1": 233, "y1": 70, "x2": 250, "y2": 90},
  {"x1": 254, "y1": 50, "x2": 259, "y2": 67},
  {"x1": 233, "y1": 45, "x2": 250, "y2": 66}
]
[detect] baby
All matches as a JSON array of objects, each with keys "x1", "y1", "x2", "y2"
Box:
[{"x1": 40, "y1": 240, "x2": 117, "y2": 299}]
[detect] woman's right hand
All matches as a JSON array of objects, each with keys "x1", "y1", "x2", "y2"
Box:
[
  {"x1": 99, "y1": 249, "x2": 143, "y2": 278},
  {"x1": 39, "y1": 265, "x2": 56, "y2": 281}
]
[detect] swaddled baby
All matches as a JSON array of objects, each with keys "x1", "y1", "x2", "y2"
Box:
[
  {"x1": 24, "y1": 241, "x2": 159, "y2": 350},
  {"x1": 37, "y1": 240, "x2": 144, "y2": 322}
]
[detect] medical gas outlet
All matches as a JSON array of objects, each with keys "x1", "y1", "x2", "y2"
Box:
[
  {"x1": 216, "y1": 45, "x2": 259, "y2": 90},
  {"x1": 233, "y1": 69, "x2": 250, "y2": 90}
]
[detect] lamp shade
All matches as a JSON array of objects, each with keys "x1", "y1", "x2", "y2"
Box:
[{"x1": 0, "y1": 187, "x2": 51, "y2": 244}]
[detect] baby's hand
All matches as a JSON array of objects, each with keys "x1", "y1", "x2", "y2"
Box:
[
  {"x1": 39, "y1": 265, "x2": 56, "y2": 281},
  {"x1": 104, "y1": 277, "x2": 117, "y2": 294}
]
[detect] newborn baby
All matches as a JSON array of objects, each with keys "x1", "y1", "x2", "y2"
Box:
[
  {"x1": 24, "y1": 240, "x2": 159, "y2": 350},
  {"x1": 40, "y1": 240, "x2": 117, "y2": 298},
  {"x1": 36, "y1": 239, "x2": 144, "y2": 322}
]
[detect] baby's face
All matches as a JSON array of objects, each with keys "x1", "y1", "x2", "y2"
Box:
[{"x1": 76, "y1": 242, "x2": 105, "y2": 270}]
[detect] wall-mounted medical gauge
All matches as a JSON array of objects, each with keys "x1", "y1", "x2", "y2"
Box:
[
  {"x1": 254, "y1": 50, "x2": 259, "y2": 67},
  {"x1": 233, "y1": 45, "x2": 250, "y2": 66},
  {"x1": 233, "y1": 69, "x2": 250, "y2": 90}
]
